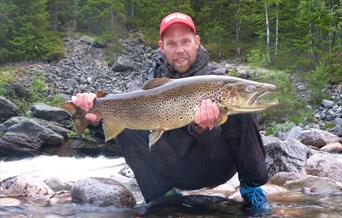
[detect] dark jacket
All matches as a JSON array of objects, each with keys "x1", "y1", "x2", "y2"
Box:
[{"x1": 146, "y1": 47, "x2": 229, "y2": 158}]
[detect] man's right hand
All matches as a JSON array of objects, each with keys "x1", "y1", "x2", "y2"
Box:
[{"x1": 71, "y1": 93, "x2": 101, "y2": 122}]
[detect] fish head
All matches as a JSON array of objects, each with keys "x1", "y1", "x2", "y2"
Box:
[{"x1": 217, "y1": 79, "x2": 278, "y2": 113}]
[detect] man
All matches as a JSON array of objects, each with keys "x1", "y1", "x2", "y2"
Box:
[{"x1": 72, "y1": 12, "x2": 272, "y2": 214}]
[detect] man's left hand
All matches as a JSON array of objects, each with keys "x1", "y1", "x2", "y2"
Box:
[{"x1": 194, "y1": 99, "x2": 220, "y2": 129}]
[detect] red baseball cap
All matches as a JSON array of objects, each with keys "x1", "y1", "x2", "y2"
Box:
[{"x1": 160, "y1": 12, "x2": 196, "y2": 39}]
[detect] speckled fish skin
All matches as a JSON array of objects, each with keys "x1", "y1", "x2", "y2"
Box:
[
  {"x1": 90, "y1": 75, "x2": 277, "y2": 133},
  {"x1": 62, "y1": 75, "x2": 277, "y2": 145}
]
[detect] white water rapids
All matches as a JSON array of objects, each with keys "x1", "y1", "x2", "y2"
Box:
[{"x1": 0, "y1": 155, "x2": 130, "y2": 183}]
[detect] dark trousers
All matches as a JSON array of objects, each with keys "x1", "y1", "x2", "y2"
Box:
[{"x1": 116, "y1": 113, "x2": 268, "y2": 203}]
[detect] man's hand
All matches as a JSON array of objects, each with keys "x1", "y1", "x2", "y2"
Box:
[
  {"x1": 71, "y1": 93, "x2": 101, "y2": 122},
  {"x1": 194, "y1": 99, "x2": 220, "y2": 129}
]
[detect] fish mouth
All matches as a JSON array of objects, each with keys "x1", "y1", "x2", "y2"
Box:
[
  {"x1": 228, "y1": 90, "x2": 278, "y2": 114},
  {"x1": 248, "y1": 91, "x2": 277, "y2": 105}
]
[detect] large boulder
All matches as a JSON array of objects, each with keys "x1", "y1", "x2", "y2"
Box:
[
  {"x1": 0, "y1": 96, "x2": 21, "y2": 122},
  {"x1": 111, "y1": 55, "x2": 135, "y2": 72},
  {"x1": 71, "y1": 177, "x2": 136, "y2": 208},
  {"x1": 0, "y1": 116, "x2": 64, "y2": 157},
  {"x1": 320, "y1": 142, "x2": 342, "y2": 153},
  {"x1": 305, "y1": 153, "x2": 342, "y2": 183},
  {"x1": 31, "y1": 103, "x2": 69, "y2": 122},
  {"x1": 0, "y1": 132, "x2": 44, "y2": 156},
  {"x1": 270, "y1": 172, "x2": 307, "y2": 187},
  {"x1": 263, "y1": 136, "x2": 313, "y2": 177},
  {"x1": 294, "y1": 128, "x2": 340, "y2": 148},
  {"x1": 0, "y1": 176, "x2": 54, "y2": 202},
  {"x1": 283, "y1": 175, "x2": 342, "y2": 195},
  {"x1": 278, "y1": 126, "x2": 303, "y2": 141}
]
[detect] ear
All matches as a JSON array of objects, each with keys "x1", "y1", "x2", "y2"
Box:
[
  {"x1": 159, "y1": 40, "x2": 164, "y2": 50},
  {"x1": 195, "y1": 35, "x2": 200, "y2": 47}
]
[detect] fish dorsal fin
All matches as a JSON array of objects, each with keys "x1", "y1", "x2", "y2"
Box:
[
  {"x1": 96, "y1": 91, "x2": 108, "y2": 98},
  {"x1": 143, "y1": 78, "x2": 172, "y2": 90},
  {"x1": 102, "y1": 113, "x2": 125, "y2": 142}
]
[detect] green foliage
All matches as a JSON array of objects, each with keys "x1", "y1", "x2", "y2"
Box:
[
  {"x1": 0, "y1": 67, "x2": 17, "y2": 95},
  {"x1": 253, "y1": 69, "x2": 313, "y2": 126},
  {"x1": 67, "y1": 128, "x2": 91, "y2": 140},
  {"x1": 265, "y1": 121, "x2": 296, "y2": 136},
  {"x1": 0, "y1": 0, "x2": 64, "y2": 63},
  {"x1": 29, "y1": 74, "x2": 49, "y2": 103},
  {"x1": 0, "y1": 68, "x2": 64, "y2": 112},
  {"x1": 247, "y1": 49, "x2": 269, "y2": 67}
]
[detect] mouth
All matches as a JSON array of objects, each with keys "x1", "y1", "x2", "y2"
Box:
[{"x1": 174, "y1": 57, "x2": 187, "y2": 64}]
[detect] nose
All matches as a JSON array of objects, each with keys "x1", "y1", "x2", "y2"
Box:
[{"x1": 175, "y1": 45, "x2": 185, "y2": 54}]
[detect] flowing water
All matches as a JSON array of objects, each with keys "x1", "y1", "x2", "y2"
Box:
[{"x1": 0, "y1": 156, "x2": 341, "y2": 218}]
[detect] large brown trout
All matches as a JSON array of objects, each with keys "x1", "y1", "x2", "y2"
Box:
[{"x1": 62, "y1": 75, "x2": 278, "y2": 147}]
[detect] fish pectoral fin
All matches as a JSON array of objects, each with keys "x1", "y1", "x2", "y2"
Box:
[
  {"x1": 149, "y1": 129, "x2": 165, "y2": 149},
  {"x1": 102, "y1": 115, "x2": 125, "y2": 142},
  {"x1": 143, "y1": 78, "x2": 172, "y2": 90},
  {"x1": 216, "y1": 107, "x2": 230, "y2": 126},
  {"x1": 216, "y1": 114, "x2": 229, "y2": 126}
]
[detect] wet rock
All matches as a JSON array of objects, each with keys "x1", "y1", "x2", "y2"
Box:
[
  {"x1": 320, "y1": 142, "x2": 342, "y2": 153},
  {"x1": 44, "y1": 177, "x2": 72, "y2": 192},
  {"x1": 0, "y1": 197, "x2": 21, "y2": 206},
  {"x1": 111, "y1": 55, "x2": 135, "y2": 72},
  {"x1": 263, "y1": 136, "x2": 312, "y2": 177},
  {"x1": 48, "y1": 190, "x2": 72, "y2": 205},
  {"x1": 0, "y1": 96, "x2": 21, "y2": 122},
  {"x1": 0, "y1": 117, "x2": 64, "y2": 157},
  {"x1": 71, "y1": 177, "x2": 136, "y2": 208},
  {"x1": 31, "y1": 103, "x2": 69, "y2": 122},
  {"x1": 305, "y1": 153, "x2": 342, "y2": 183},
  {"x1": 294, "y1": 128, "x2": 340, "y2": 148},
  {"x1": 283, "y1": 175, "x2": 342, "y2": 195},
  {"x1": 270, "y1": 172, "x2": 307, "y2": 186},
  {"x1": 0, "y1": 176, "x2": 54, "y2": 202},
  {"x1": 0, "y1": 132, "x2": 43, "y2": 156},
  {"x1": 1, "y1": 116, "x2": 64, "y2": 146}
]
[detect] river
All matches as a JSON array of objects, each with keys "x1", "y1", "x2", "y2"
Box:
[{"x1": 1, "y1": 156, "x2": 341, "y2": 217}]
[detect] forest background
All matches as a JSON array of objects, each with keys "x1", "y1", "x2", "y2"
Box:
[{"x1": 0, "y1": 0, "x2": 341, "y2": 132}]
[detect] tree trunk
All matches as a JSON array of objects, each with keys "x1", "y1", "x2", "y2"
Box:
[
  {"x1": 275, "y1": 2, "x2": 279, "y2": 59},
  {"x1": 235, "y1": 0, "x2": 241, "y2": 57},
  {"x1": 111, "y1": 10, "x2": 115, "y2": 31},
  {"x1": 309, "y1": 22, "x2": 314, "y2": 56},
  {"x1": 264, "y1": 0, "x2": 271, "y2": 64}
]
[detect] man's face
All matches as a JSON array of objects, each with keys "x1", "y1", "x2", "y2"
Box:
[{"x1": 161, "y1": 24, "x2": 200, "y2": 73}]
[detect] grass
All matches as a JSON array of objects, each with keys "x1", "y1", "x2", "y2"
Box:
[
  {"x1": 0, "y1": 66, "x2": 65, "y2": 112},
  {"x1": 250, "y1": 68, "x2": 316, "y2": 128}
]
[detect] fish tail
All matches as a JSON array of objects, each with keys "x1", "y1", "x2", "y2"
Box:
[{"x1": 61, "y1": 102, "x2": 90, "y2": 134}]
